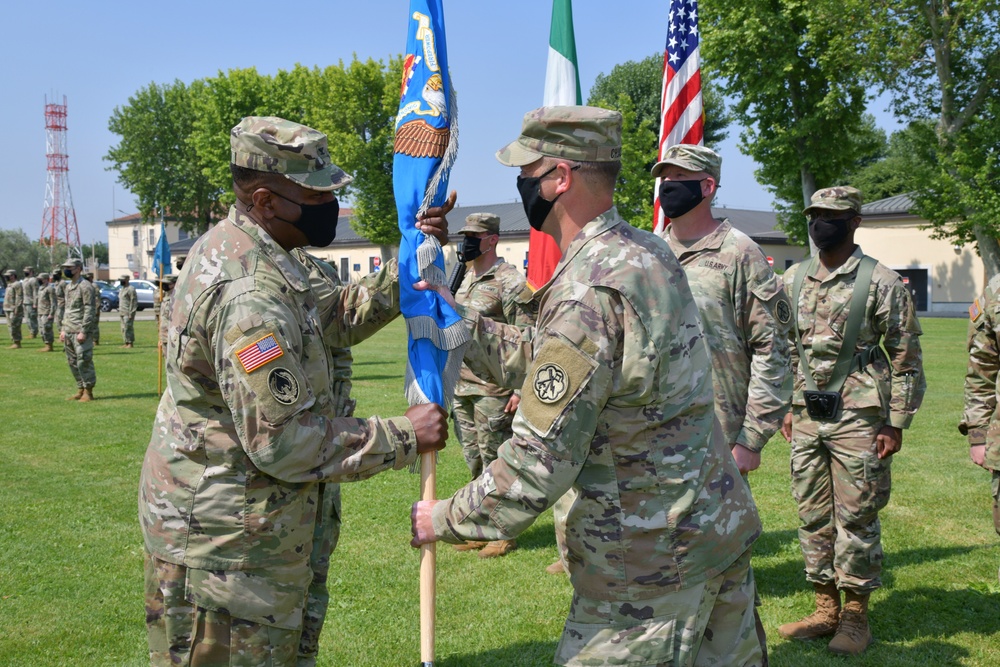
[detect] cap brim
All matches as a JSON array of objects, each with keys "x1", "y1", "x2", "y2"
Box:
[
  {"x1": 803, "y1": 204, "x2": 857, "y2": 216},
  {"x1": 495, "y1": 139, "x2": 545, "y2": 167},
  {"x1": 284, "y1": 165, "x2": 354, "y2": 192}
]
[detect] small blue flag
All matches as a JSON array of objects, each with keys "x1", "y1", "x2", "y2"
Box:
[{"x1": 152, "y1": 220, "x2": 171, "y2": 278}]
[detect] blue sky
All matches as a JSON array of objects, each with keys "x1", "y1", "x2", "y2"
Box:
[{"x1": 0, "y1": 0, "x2": 897, "y2": 244}]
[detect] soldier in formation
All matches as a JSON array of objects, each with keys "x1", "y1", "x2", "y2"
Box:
[
  {"x1": 138, "y1": 116, "x2": 452, "y2": 666},
  {"x1": 22, "y1": 266, "x2": 39, "y2": 338},
  {"x1": 778, "y1": 186, "x2": 925, "y2": 655},
  {"x1": 412, "y1": 106, "x2": 764, "y2": 666},
  {"x1": 118, "y1": 274, "x2": 137, "y2": 348},
  {"x1": 36, "y1": 272, "x2": 57, "y2": 352},
  {"x1": 84, "y1": 272, "x2": 101, "y2": 345},
  {"x1": 3, "y1": 269, "x2": 24, "y2": 348},
  {"x1": 59, "y1": 258, "x2": 97, "y2": 402},
  {"x1": 450, "y1": 212, "x2": 536, "y2": 559}
]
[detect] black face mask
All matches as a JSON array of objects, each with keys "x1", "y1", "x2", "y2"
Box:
[
  {"x1": 270, "y1": 190, "x2": 341, "y2": 247},
  {"x1": 460, "y1": 235, "x2": 484, "y2": 262},
  {"x1": 517, "y1": 165, "x2": 579, "y2": 231},
  {"x1": 62, "y1": 269, "x2": 74, "y2": 279},
  {"x1": 808, "y1": 217, "x2": 852, "y2": 250},
  {"x1": 658, "y1": 179, "x2": 706, "y2": 218}
]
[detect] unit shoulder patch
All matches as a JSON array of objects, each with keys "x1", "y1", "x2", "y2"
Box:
[{"x1": 268, "y1": 367, "x2": 300, "y2": 405}]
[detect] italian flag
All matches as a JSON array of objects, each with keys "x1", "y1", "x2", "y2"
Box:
[{"x1": 528, "y1": 0, "x2": 582, "y2": 289}]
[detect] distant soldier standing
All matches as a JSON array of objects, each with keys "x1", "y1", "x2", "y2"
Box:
[
  {"x1": 36, "y1": 272, "x2": 57, "y2": 352},
  {"x1": 22, "y1": 266, "x2": 39, "y2": 338},
  {"x1": 118, "y1": 274, "x2": 137, "y2": 348},
  {"x1": 778, "y1": 186, "x2": 925, "y2": 655},
  {"x1": 60, "y1": 259, "x2": 97, "y2": 402},
  {"x1": 959, "y1": 274, "x2": 1000, "y2": 582},
  {"x1": 3, "y1": 269, "x2": 24, "y2": 348},
  {"x1": 451, "y1": 212, "x2": 536, "y2": 559}
]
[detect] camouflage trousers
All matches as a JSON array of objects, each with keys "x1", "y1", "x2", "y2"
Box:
[
  {"x1": 120, "y1": 313, "x2": 135, "y2": 344},
  {"x1": 144, "y1": 553, "x2": 300, "y2": 667},
  {"x1": 452, "y1": 393, "x2": 514, "y2": 479},
  {"x1": 298, "y1": 483, "x2": 342, "y2": 667},
  {"x1": 25, "y1": 303, "x2": 37, "y2": 336},
  {"x1": 552, "y1": 487, "x2": 578, "y2": 569},
  {"x1": 64, "y1": 334, "x2": 96, "y2": 388},
  {"x1": 554, "y1": 548, "x2": 763, "y2": 667},
  {"x1": 991, "y1": 470, "x2": 1000, "y2": 537},
  {"x1": 5, "y1": 310, "x2": 22, "y2": 343},
  {"x1": 39, "y1": 315, "x2": 54, "y2": 345},
  {"x1": 790, "y1": 407, "x2": 890, "y2": 593},
  {"x1": 91, "y1": 318, "x2": 100, "y2": 344}
]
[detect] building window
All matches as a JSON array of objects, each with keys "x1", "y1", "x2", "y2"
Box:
[
  {"x1": 178, "y1": 228, "x2": 189, "y2": 241},
  {"x1": 149, "y1": 228, "x2": 156, "y2": 246},
  {"x1": 132, "y1": 229, "x2": 139, "y2": 246}
]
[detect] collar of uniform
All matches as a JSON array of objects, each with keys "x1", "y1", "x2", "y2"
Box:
[
  {"x1": 665, "y1": 218, "x2": 730, "y2": 257},
  {"x1": 808, "y1": 244, "x2": 864, "y2": 282},
  {"x1": 228, "y1": 206, "x2": 311, "y2": 293},
  {"x1": 544, "y1": 206, "x2": 623, "y2": 291},
  {"x1": 469, "y1": 257, "x2": 503, "y2": 285}
]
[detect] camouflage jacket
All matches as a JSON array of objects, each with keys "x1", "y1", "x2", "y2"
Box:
[
  {"x1": 54, "y1": 281, "x2": 65, "y2": 310},
  {"x1": 3, "y1": 280, "x2": 23, "y2": 314},
  {"x1": 157, "y1": 293, "x2": 172, "y2": 347},
  {"x1": 784, "y1": 246, "x2": 925, "y2": 427},
  {"x1": 454, "y1": 258, "x2": 536, "y2": 397},
  {"x1": 37, "y1": 283, "x2": 57, "y2": 318},
  {"x1": 959, "y1": 274, "x2": 1000, "y2": 470},
  {"x1": 138, "y1": 206, "x2": 415, "y2": 630},
  {"x1": 432, "y1": 207, "x2": 760, "y2": 600},
  {"x1": 61, "y1": 278, "x2": 95, "y2": 334},
  {"x1": 663, "y1": 220, "x2": 792, "y2": 452},
  {"x1": 22, "y1": 276, "x2": 38, "y2": 306},
  {"x1": 119, "y1": 284, "x2": 138, "y2": 318}
]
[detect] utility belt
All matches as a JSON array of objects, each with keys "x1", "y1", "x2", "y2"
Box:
[{"x1": 793, "y1": 255, "x2": 879, "y2": 423}]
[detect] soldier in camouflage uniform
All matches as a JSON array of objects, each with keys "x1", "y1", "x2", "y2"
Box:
[
  {"x1": 83, "y1": 272, "x2": 100, "y2": 345},
  {"x1": 36, "y1": 272, "x2": 57, "y2": 352},
  {"x1": 118, "y1": 274, "x2": 137, "y2": 348},
  {"x1": 52, "y1": 270, "x2": 66, "y2": 334},
  {"x1": 22, "y1": 266, "x2": 39, "y2": 338},
  {"x1": 451, "y1": 212, "x2": 536, "y2": 559},
  {"x1": 413, "y1": 106, "x2": 764, "y2": 667},
  {"x1": 4, "y1": 269, "x2": 24, "y2": 348},
  {"x1": 654, "y1": 143, "x2": 792, "y2": 661},
  {"x1": 156, "y1": 276, "x2": 176, "y2": 351},
  {"x1": 59, "y1": 258, "x2": 97, "y2": 402},
  {"x1": 778, "y1": 186, "x2": 925, "y2": 655},
  {"x1": 959, "y1": 274, "x2": 1000, "y2": 583},
  {"x1": 138, "y1": 116, "x2": 451, "y2": 667}
]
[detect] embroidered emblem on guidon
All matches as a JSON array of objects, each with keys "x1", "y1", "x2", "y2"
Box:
[
  {"x1": 533, "y1": 363, "x2": 568, "y2": 404},
  {"x1": 237, "y1": 334, "x2": 284, "y2": 373},
  {"x1": 268, "y1": 367, "x2": 300, "y2": 405}
]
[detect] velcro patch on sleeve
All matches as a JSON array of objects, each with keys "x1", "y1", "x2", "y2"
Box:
[
  {"x1": 519, "y1": 335, "x2": 598, "y2": 439},
  {"x1": 236, "y1": 333, "x2": 284, "y2": 373},
  {"x1": 970, "y1": 297, "x2": 983, "y2": 323}
]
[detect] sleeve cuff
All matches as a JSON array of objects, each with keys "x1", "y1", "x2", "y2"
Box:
[
  {"x1": 888, "y1": 413, "x2": 913, "y2": 430},
  {"x1": 966, "y1": 428, "x2": 988, "y2": 447},
  {"x1": 735, "y1": 427, "x2": 768, "y2": 453},
  {"x1": 384, "y1": 416, "x2": 418, "y2": 470},
  {"x1": 430, "y1": 498, "x2": 463, "y2": 544}
]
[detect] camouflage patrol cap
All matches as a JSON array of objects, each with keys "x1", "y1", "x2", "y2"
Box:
[
  {"x1": 458, "y1": 213, "x2": 500, "y2": 235},
  {"x1": 60, "y1": 258, "x2": 83, "y2": 269},
  {"x1": 650, "y1": 144, "x2": 722, "y2": 183},
  {"x1": 231, "y1": 116, "x2": 353, "y2": 192},
  {"x1": 496, "y1": 106, "x2": 623, "y2": 167},
  {"x1": 119, "y1": 274, "x2": 131, "y2": 281},
  {"x1": 804, "y1": 186, "x2": 863, "y2": 216},
  {"x1": 37, "y1": 272, "x2": 49, "y2": 281},
  {"x1": 23, "y1": 266, "x2": 33, "y2": 273},
  {"x1": 3, "y1": 269, "x2": 15, "y2": 278}
]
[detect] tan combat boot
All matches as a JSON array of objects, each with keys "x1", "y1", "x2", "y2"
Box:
[
  {"x1": 827, "y1": 590, "x2": 873, "y2": 655},
  {"x1": 9, "y1": 342, "x2": 21, "y2": 349},
  {"x1": 79, "y1": 387, "x2": 94, "y2": 403},
  {"x1": 41, "y1": 343, "x2": 53, "y2": 352},
  {"x1": 545, "y1": 560, "x2": 567, "y2": 575},
  {"x1": 478, "y1": 539, "x2": 517, "y2": 559},
  {"x1": 452, "y1": 541, "x2": 488, "y2": 552},
  {"x1": 67, "y1": 388, "x2": 85, "y2": 401},
  {"x1": 777, "y1": 583, "x2": 841, "y2": 640}
]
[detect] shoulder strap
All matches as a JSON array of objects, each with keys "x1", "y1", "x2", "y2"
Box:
[
  {"x1": 793, "y1": 255, "x2": 877, "y2": 393},
  {"x1": 792, "y1": 257, "x2": 820, "y2": 391}
]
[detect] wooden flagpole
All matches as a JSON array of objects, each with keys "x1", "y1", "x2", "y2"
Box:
[
  {"x1": 419, "y1": 451, "x2": 436, "y2": 666},
  {"x1": 157, "y1": 268, "x2": 163, "y2": 394}
]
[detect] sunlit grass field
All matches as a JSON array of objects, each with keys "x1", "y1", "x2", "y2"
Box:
[{"x1": 0, "y1": 317, "x2": 997, "y2": 666}]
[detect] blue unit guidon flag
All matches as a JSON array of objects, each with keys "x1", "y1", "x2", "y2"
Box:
[
  {"x1": 237, "y1": 334, "x2": 284, "y2": 373},
  {"x1": 393, "y1": 0, "x2": 468, "y2": 406}
]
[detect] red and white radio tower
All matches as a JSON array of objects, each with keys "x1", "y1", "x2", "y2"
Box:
[{"x1": 40, "y1": 95, "x2": 81, "y2": 259}]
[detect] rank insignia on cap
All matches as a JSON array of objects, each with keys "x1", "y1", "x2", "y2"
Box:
[{"x1": 237, "y1": 334, "x2": 284, "y2": 373}]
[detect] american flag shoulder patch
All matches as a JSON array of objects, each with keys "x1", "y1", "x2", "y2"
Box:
[
  {"x1": 970, "y1": 298, "x2": 982, "y2": 323},
  {"x1": 236, "y1": 333, "x2": 284, "y2": 373}
]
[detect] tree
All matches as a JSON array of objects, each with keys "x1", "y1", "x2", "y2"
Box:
[
  {"x1": 843, "y1": 121, "x2": 938, "y2": 203},
  {"x1": 80, "y1": 242, "x2": 110, "y2": 267},
  {"x1": 857, "y1": 0, "x2": 1000, "y2": 274},
  {"x1": 0, "y1": 230, "x2": 52, "y2": 276},
  {"x1": 700, "y1": 1, "x2": 882, "y2": 244}
]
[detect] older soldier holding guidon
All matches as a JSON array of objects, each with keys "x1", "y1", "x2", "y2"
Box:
[
  {"x1": 413, "y1": 106, "x2": 764, "y2": 666},
  {"x1": 959, "y1": 274, "x2": 1000, "y2": 583},
  {"x1": 118, "y1": 274, "x2": 137, "y2": 348},
  {"x1": 451, "y1": 211, "x2": 536, "y2": 559},
  {"x1": 22, "y1": 266, "x2": 39, "y2": 338},
  {"x1": 778, "y1": 186, "x2": 925, "y2": 655},
  {"x1": 156, "y1": 275, "x2": 176, "y2": 352},
  {"x1": 138, "y1": 116, "x2": 451, "y2": 667},
  {"x1": 36, "y1": 272, "x2": 57, "y2": 352},
  {"x1": 60, "y1": 258, "x2": 97, "y2": 401},
  {"x1": 3, "y1": 269, "x2": 24, "y2": 348}
]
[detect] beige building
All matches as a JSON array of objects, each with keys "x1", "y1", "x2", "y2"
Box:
[{"x1": 106, "y1": 213, "x2": 191, "y2": 280}]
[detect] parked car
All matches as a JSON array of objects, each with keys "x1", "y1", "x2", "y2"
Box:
[
  {"x1": 131, "y1": 279, "x2": 159, "y2": 310},
  {"x1": 0, "y1": 285, "x2": 5, "y2": 314},
  {"x1": 94, "y1": 280, "x2": 120, "y2": 312}
]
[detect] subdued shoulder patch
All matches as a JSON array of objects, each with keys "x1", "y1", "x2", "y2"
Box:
[
  {"x1": 520, "y1": 336, "x2": 598, "y2": 438},
  {"x1": 775, "y1": 295, "x2": 792, "y2": 325},
  {"x1": 268, "y1": 367, "x2": 300, "y2": 404}
]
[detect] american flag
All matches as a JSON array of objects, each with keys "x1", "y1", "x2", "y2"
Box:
[
  {"x1": 236, "y1": 334, "x2": 284, "y2": 373},
  {"x1": 653, "y1": 0, "x2": 704, "y2": 234}
]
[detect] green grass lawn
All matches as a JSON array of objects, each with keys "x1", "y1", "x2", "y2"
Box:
[{"x1": 0, "y1": 317, "x2": 997, "y2": 666}]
